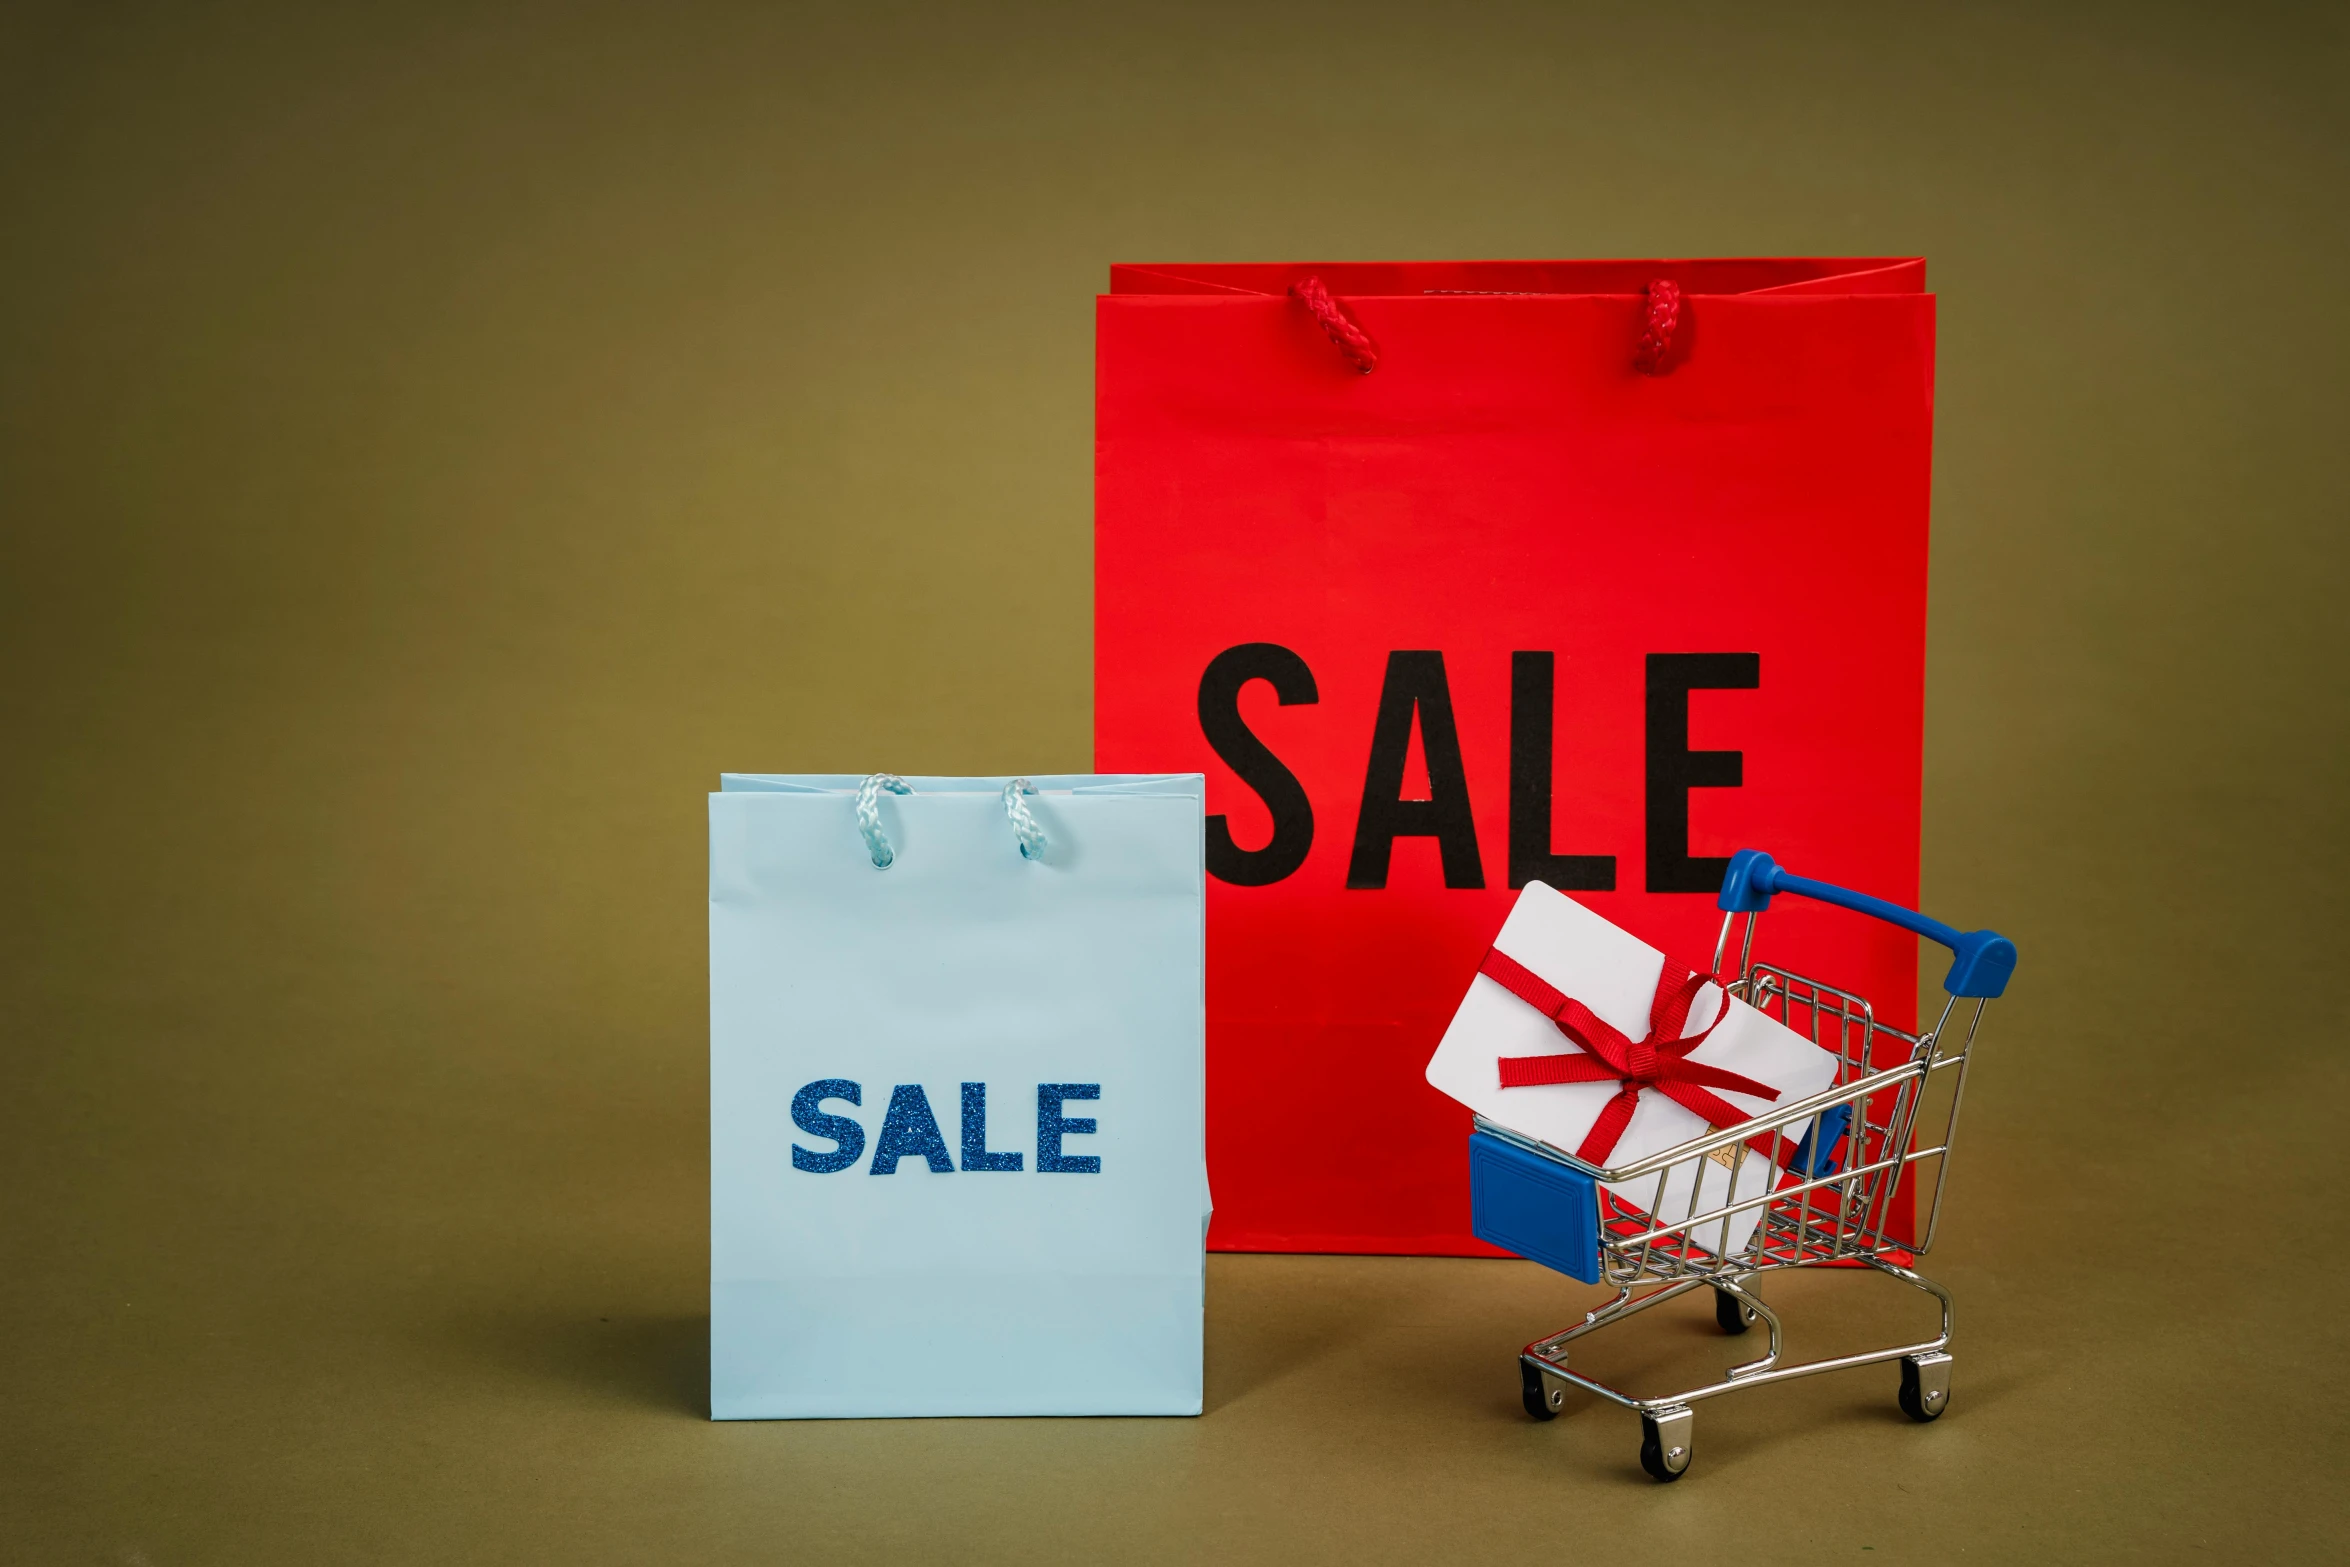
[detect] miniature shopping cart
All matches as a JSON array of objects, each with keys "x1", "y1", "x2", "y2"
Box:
[{"x1": 1474, "y1": 848, "x2": 2016, "y2": 1482}]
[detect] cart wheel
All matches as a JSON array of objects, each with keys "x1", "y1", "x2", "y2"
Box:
[
  {"x1": 1713, "y1": 1287, "x2": 1755, "y2": 1335},
  {"x1": 1639, "y1": 1408, "x2": 1694, "y2": 1482},
  {"x1": 1520, "y1": 1360, "x2": 1563, "y2": 1421},
  {"x1": 1898, "y1": 1352, "x2": 1952, "y2": 1423}
]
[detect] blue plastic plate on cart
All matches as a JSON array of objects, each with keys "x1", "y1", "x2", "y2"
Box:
[
  {"x1": 1793, "y1": 1104, "x2": 1850, "y2": 1178},
  {"x1": 1470, "y1": 1113, "x2": 1850, "y2": 1283},
  {"x1": 1469, "y1": 1131, "x2": 1602, "y2": 1282}
]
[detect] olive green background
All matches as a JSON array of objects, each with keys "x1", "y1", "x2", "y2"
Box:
[{"x1": 3, "y1": 2, "x2": 2343, "y2": 1561}]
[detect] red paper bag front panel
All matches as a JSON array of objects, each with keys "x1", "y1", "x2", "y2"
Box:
[{"x1": 1095, "y1": 261, "x2": 1933, "y2": 1254}]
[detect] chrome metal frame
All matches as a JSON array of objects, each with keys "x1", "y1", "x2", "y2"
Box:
[{"x1": 1499, "y1": 906, "x2": 1990, "y2": 1462}]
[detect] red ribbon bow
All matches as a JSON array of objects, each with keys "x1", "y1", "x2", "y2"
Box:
[{"x1": 1483, "y1": 947, "x2": 1780, "y2": 1167}]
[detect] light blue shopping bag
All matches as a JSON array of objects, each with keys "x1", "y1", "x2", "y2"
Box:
[{"x1": 709, "y1": 772, "x2": 1208, "y2": 1419}]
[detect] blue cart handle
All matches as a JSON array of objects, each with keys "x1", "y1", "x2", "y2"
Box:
[{"x1": 1718, "y1": 849, "x2": 2017, "y2": 1000}]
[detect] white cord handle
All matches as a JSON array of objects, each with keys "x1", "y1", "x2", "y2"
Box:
[
  {"x1": 1002, "y1": 778, "x2": 1049, "y2": 860},
  {"x1": 856, "y1": 774, "x2": 1048, "y2": 867},
  {"x1": 856, "y1": 773, "x2": 912, "y2": 867}
]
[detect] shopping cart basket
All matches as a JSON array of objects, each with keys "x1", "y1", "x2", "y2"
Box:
[{"x1": 1474, "y1": 848, "x2": 2016, "y2": 1481}]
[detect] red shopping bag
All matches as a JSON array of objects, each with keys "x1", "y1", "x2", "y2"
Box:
[{"x1": 1095, "y1": 259, "x2": 1934, "y2": 1254}]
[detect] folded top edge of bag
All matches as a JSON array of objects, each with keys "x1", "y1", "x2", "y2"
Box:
[
  {"x1": 717, "y1": 774, "x2": 1204, "y2": 797},
  {"x1": 1105, "y1": 258, "x2": 1924, "y2": 299}
]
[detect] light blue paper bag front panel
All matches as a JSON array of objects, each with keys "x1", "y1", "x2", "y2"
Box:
[{"x1": 710, "y1": 777, "x2": 1206, "y2": 1419}]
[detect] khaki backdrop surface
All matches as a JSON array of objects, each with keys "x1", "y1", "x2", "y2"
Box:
[{"x1": 3, "y1": 2, "x2": 2343, "y2": 1562}]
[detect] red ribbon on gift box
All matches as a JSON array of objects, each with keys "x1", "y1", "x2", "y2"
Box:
[{"x1": 1484, "y1": 947, "x2": 1785, "y2": 1168}]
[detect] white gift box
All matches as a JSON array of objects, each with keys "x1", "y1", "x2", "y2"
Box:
[{"x1": 1426, "y1": 882, "x2": 1841, "y2": 1257}]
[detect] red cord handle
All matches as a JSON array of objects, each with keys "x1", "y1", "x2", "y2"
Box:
[
  {"x1": 1289, "y1": 275, "x2": 1379, "y2": 374},
  {"x1": 1290, "y1": 273, "x2": 1678, "y2": 376},
  {"x1": 1635, "y1": 278, "x2": 1681, "y2": 374}
]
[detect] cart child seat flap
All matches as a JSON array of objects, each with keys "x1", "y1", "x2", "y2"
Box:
[{"x1": 1469, "y1": 1131, "x2": 1602, "y2": 1283}]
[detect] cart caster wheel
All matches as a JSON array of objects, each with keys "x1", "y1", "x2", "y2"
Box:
[
  {"x1": 1899, "y1": 1352, "x2": 1952, "y2": 1423},
  {"x1": 1713, "y1": 1287, "x2": 1756, "y2": 1335},
  {"x1": 1520, "y1": 1360, "x2": 1563, "y2": 1421},
  {"x1": 1639, "y1": 1408, "x2": 1694, "y2": 1482}
]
